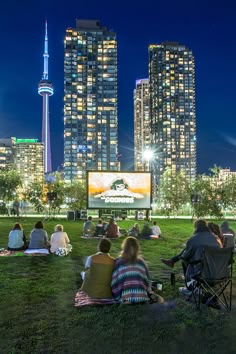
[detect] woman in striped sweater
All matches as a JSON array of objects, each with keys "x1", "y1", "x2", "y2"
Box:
[{"x1": 111, "y1": 236, "x2": 150, "y2": 304}]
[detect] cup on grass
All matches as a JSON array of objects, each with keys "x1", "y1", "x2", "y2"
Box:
[{"x1": 151, "y1": 280, "x2": 163, "y2": 291}]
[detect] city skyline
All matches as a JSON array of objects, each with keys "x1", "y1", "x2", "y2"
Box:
[{"x1": 1, "y1": 0, "x2": 236, "y2": 174}]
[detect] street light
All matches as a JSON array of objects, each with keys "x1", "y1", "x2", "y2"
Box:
[
  {"x1": 142, "y1": 149, "x2": 154, "y2": 171},
  {"x1": 142, "y1": 148, "x2": 155, "y2": 220}
]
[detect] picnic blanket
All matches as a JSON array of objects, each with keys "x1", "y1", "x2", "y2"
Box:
[
  {"x1": 74, "y1": 290, "x2": 117, "y2": 307},
  {"x1": 0, "y1": 249, "x2": 25, "y2": 257},
  {"x1": 81, "y1": 236, "x2": 103, "y2": 239},
  {"x1": 0, "y1": 248, "x2": 50, "y2": 256},
  {"x1": 24, "y1": 249, "x2": 49, "y2": 255}
]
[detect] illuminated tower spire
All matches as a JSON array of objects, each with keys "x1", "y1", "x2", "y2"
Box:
[{"x1": 38, "y1": 20, "x2": 53, "y2": 173}]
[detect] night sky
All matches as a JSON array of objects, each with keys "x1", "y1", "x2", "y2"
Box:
[{"x1": 0, "y1": 0, "x2": 236, "y2": 173}]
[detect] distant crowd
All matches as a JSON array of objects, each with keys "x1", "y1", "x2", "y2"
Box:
[{"x1": 82, "y1": 216, "x2": 161, "y2": 239}]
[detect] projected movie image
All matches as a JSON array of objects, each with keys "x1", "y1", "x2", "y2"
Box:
[{"x1": 87, "y1": 172, "x2": 151, "y2": 209}]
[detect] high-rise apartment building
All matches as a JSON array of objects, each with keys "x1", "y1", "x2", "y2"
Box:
[
  {"x1": 64, "y1": 20, "x2": 119, "y2": 183},
  {"x1": 13, "y1": 138, "x2": 44, "y2": 186},
  {"x1": 134, "y1": 79, "x2": 150, "y2": 171},
  {"x1": 149, "y1": 42, "x2": 196, "y2": 183},
  {"x1": 0, "y1": 138, "x2": 14, "y2": 170}
]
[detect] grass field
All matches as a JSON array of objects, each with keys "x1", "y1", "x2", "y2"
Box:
[{"x1": 0, "y1": 217, "x2": 236, "y2": 354}]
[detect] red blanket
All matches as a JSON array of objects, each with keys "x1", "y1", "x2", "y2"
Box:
[{"x1": 74, "y1": 290, "x2": 117, "y2": 307}]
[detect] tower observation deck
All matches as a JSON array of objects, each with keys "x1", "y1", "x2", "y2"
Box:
[{"x1": 38, "y1": 20, "x2": 54, "y2": 173}]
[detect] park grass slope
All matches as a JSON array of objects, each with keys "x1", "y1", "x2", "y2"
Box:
[{"x1": 0, "y1": 217, "x2": 236, "y2": 354}]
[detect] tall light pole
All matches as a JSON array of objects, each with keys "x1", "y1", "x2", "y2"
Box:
[{"x1": 142, "y1": 148, "x2": 154, "y2": 220}]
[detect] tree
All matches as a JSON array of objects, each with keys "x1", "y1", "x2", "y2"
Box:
[
  {"x1": 158, "y1": 168, "x2": 191, "y2": 215},
  {"x1": 0, "y1": 169, "x2": 22, "y2": 206},
  {"x1": 64, "y1": 180, "x2": 87, "y2": 211},
  {"x1": 46, "y1": 173, "x2": 65, "y2": 215},
  {"x1": 24, "y1": 181, "x2": 47, "y2": 213},
  {"x1": 220, "y1": 174, "x2": 236, "y2": 216},
  {"x1": 24, "y1": 173, "x2": 66, "y2": 215},
  {"x1": 209, "y1": 164, "x2": 221, "y2": 178},
  {"x1": 191, "y1": 175, "x2": 223, "y2": 218}
]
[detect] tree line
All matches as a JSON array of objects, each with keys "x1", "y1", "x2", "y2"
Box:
[
  {"x1": 0, "y1": 166, "x2": 236, "y2": 218},
  {"x1": 0, "y1": 170, "x2": 86, "y2": 215},
  {"x1": 156, "y1": 166, "x2": 236, "y2": 218}
]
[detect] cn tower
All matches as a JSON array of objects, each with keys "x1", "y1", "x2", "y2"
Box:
[{"x1": 38, "y1": 20, "x2": 53, "y2": 173}]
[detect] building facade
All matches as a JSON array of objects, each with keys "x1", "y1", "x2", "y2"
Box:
[
  {"x1": 149, "y1": 42, "x2": 196, "y2": 183},
  {"x1": 13, "y1": 138, "x2": 44, "y2": 186},
  {"x1": 64, "y1": 20, "x2": 119, "y2": 183},
  {"x1": 0, "y1": 138, "x2": 15, "y2": 170},
  {"x1": 134, "y1": 79, "x2": 150, "y2": 171}
]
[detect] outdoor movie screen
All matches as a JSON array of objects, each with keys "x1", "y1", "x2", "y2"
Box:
[{"x1": 87, "y1": 171, "x2": 152, "y2": 209}]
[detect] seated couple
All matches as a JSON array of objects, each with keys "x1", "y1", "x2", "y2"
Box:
[
  {"x1": 140, "y1": 221, "x2": 161, "y2": 239},
  {"x1": 75, "y1": 236, "x2": 164, "y2": 307},
  {"x1": 162, "y1": 220, "x2": 225, "y2": 268},
  {"x1": 161, "y1": 220, "x2": 226, "y2": 300}
]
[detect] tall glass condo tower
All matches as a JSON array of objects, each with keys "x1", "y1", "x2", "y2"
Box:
[
  {"x1": 149, "y1": 42, "x2": 197, "y2": 183},
  {"x1": 64, "y1": 20, "x2": 119, "y2": 182}
]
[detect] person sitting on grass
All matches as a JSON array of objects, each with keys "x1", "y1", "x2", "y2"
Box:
[
  {"x1": 28, "y1": 221, "x2": 50, "y2": 250},
  {"x1": 106, "y1": 218, "x2": 119, "y2": 238},
  {"x1": 83, "y1": 216, "x2": 95, "y2": 237},
  {"x1": 111, "y1": 236, "x2": 164, "y2": 304},
  {"x1": 7, "y1": 223, "x2": 27, "y2": 251},
  {"x1": 74, "y1": 238, "x2": 115, "y2": 307},
  {"x1": 128, "y1": 223, "x2": 140, "y2": 237},
  {"x1": 50, "y1": 224, "x2": 72, "y2": 256},
  {"x1": 140, "y1": 223, "x2": 152, "y2": 239},
  {"x1": 94, "y1": 219, "x2": 105, "y2": 237},
  {"x1": 151, "y1": 221, "x2": 161, "y2": 238}
]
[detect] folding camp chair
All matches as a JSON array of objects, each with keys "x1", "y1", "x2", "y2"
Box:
[{"x1": 189, "y1": 246, "x2": 234, "y2": 311}]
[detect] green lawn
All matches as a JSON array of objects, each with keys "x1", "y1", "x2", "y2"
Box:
[{"x1": 0, "y1": 217, "x2": 236, "y2": 354}]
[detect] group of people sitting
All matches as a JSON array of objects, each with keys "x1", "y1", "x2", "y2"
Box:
[
  {"x1": 7, "y1": 221, "x2": 72, "y2": 256},
  {"x1": 128, "y1": 221, "x2": 161, "y2": 239},
  {"x1": 83, "y1": 216, "x2": 161, "y2": 239},
  {"x1": 83, "y1": 216, "x2": 121, "y2": 238},
  {"x1": 6, "y1": 217, "x2": 235, "y2": 307},
  {"x1": 75, "y1": 236, "x2": 164, "y2": 307},
  {"x1": 76, "y1": 218, "x2": 235, "y2": 308}
]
